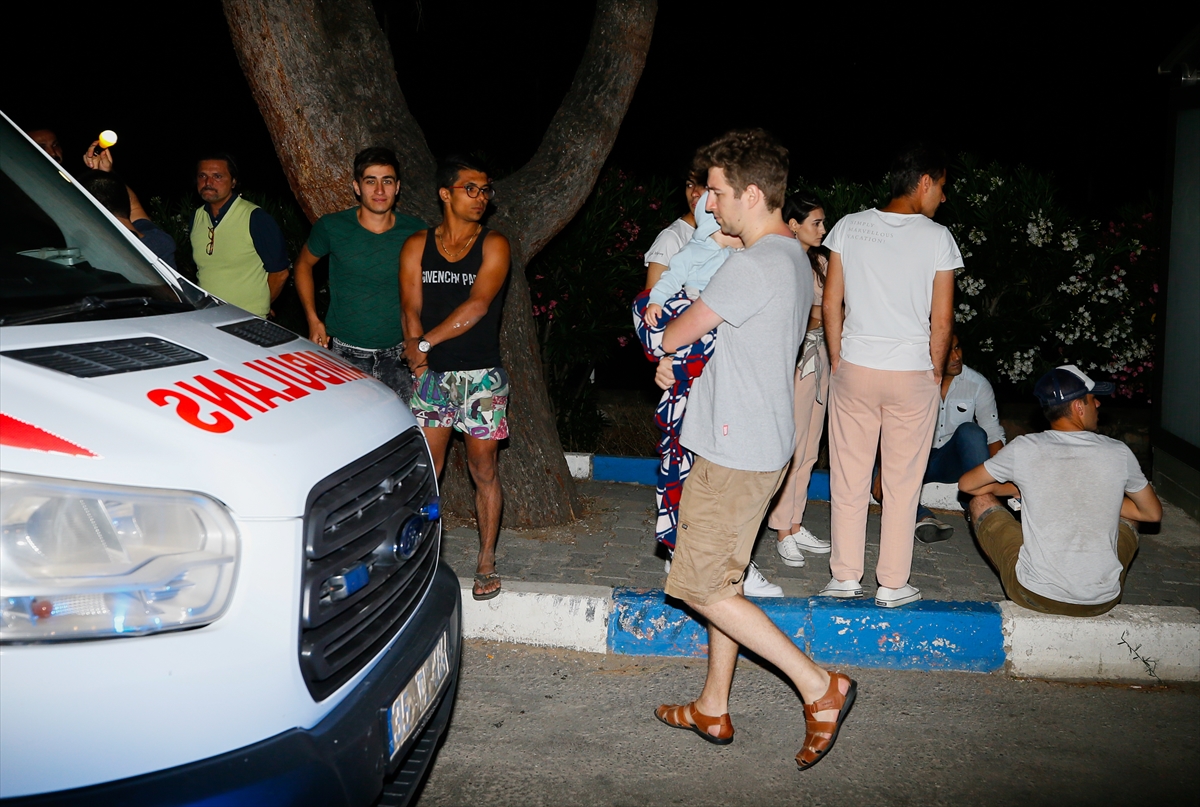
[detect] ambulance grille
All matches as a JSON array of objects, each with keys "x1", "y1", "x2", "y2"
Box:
[
  {"x1": 299, "y1": 428, "x2": 440, "y2": 701},
  {"x1": 217, "y1": 318, "x2": 299, "y2": 347},
  {"x1": 1, "y1": 337, "x2": 206, "y2": 377}
]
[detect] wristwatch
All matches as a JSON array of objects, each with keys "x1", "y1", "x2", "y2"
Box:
[{"x1": 417, "y1": 335, "x2": 432, "y2": 354}]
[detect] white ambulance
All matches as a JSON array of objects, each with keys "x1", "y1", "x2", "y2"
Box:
[{"x1": 0, "y1": 112, "x2": 459, "y2": 806}]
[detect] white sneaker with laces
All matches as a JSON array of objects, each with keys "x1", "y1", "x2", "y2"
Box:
[
  {"x1": 818, "y1": 577, "x2": 864, "y2": 598},
  {"x1": 875, "y1": 583, "x2": 921, "y2": 608},
  {"x1": 790, "y1": 526, "x2": 831, "y2": 554},
  {"x1": 775, "y1": 534, "x2": 807, "y2": 567},
  {"x1": 743, "y1": 562, "x2": 783, "y2": 598}
]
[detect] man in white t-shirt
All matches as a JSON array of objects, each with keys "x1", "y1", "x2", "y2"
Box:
[
  {"x1": 820, "y1": 145, "x2": 961, "y2": 607},
  {"x1": 653, "y1": 129, "x2": 855, "y2": 773},
  {"x1": 959, "y1": 365, "x2": 1161, "y2": 616}
]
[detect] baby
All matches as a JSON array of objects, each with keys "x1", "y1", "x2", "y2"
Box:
[{"x1": 643, "y1": 191, "x2": 741, "y2": 326}]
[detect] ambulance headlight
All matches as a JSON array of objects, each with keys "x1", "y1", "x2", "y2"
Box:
[{"x1": 1, "y1": 472, "x2": 239, "y2": 642}]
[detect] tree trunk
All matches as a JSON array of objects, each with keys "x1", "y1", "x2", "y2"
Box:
[{"x1": 222, "y1": 0, "x2": 657, "y2": 526}]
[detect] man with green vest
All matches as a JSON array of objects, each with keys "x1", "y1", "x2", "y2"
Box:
[
  {"x1": 293, "y1": 147, "x2": 427, "y2": 402},
  {"x1": 190, "y1": 152, "x2": 290, "y2": 317}
]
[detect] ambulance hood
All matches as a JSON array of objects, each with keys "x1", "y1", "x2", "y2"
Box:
[{"x1": 0, "y1": 307, "x2": 415, "y2": 519}]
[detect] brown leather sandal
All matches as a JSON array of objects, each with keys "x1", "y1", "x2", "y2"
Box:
[
  {"x1": 796, "y1": 672, "x2": 857, "y2": 770},
  {"x1": 654, "y1": 701, "x2": 734, "y2": 745}
]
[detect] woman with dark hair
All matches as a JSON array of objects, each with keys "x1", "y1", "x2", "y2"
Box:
[{"x1": 768, "y1": 194, "x2": 834, "y2": 566}]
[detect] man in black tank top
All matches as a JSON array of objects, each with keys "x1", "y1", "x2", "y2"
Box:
[{"x1": 400, "y1": 156, "x2": 511, "y2": 601}]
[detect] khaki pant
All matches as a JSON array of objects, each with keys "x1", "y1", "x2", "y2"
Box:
[
  {"x1": 665, "y1": 456, "x2": 787, "y2": 606},
  {"x1": 976, "y1": 507, "x2": 1139, "y2": 616},
  {"x1": 828, "y1": 361, "x2": 940, "y2": 588},
  {"x1": 768, "y1": 353, "x2": 829, "y2": 530}
]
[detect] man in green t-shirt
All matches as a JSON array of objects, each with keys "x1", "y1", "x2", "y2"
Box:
[{"x1": 294, "y1": 147, "x2": 427, "y2": 400}]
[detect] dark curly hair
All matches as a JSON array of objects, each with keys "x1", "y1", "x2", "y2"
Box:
[{"x1": 692, "y1": 128, "x2": 789, "y2": 211}]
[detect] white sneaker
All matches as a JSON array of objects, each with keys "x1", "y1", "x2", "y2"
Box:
[
  {"x1": 743, "y1": 562, "x2": 783, "y2": 598},
  {"x1": 776, "y1": 534, "x2": 806, "y2": 567},
  {"x1": 875, "y1": 583, "x2": 922, "y2": 608},
  {"x1": 818, "y1": 577, "x2": 864, "y2": 598},
  {"x1": 790, "y1": 526, "x2": 831, "y2": 554}
]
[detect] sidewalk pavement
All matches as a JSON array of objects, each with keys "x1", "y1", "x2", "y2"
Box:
[{"x1": 441, "y1": 479, "x2": 1200, "y2": 681}]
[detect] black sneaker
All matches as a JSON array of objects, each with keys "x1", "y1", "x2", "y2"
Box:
[{"x1": 914, "y1": 517, "x2": 954, "y2": 544}]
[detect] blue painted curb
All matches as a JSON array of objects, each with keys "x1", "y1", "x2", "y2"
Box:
[
  {"x1": 593, "y1": 457, "x2": 830, "y2": 502},
  {"x1": 608, "y1": 588, "x2": 1004, "y2": 672}
]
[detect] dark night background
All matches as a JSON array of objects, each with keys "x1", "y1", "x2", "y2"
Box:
[{"x1": 2, "y1": 1, "x2": 1194, "y2": 218}]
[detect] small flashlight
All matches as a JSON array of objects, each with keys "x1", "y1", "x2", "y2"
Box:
[{"x1": 92, "y1": 130, "x2": 118, "y2": 156}]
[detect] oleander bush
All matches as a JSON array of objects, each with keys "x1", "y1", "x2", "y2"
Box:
[
  {"x1": 525, "y1": 168, "x2": 676, "y2": 450},
  {"x1": 801, "y1": 155, "x2": 1160, "y2": 401}
]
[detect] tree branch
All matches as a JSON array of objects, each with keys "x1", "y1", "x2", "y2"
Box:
[{"x1": 492, "y1": 0, "x2": 657, "y2": 267}]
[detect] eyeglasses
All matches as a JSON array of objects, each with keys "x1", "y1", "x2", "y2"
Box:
[
  {"x1": 450, "y1": 184, "x2": 496, "y2": 200},
  {"x1": 206, "y1": 226, "x2": 215, "y2": 256}
]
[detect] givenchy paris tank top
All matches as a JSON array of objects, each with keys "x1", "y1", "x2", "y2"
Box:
[{"x1": 419, "y1": 227, "x2": 509, "y2": 371}]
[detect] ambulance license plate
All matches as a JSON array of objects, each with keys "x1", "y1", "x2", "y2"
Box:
[{"x1": 386, "y1": 630, "x2": 451, "y2": 758}]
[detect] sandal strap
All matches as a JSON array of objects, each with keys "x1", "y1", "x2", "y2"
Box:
[
  {"x1": 804, "y1": 672, "x2": 847, "y2": 717},
  {"x1": 656, "y1": 701, "x2": 733, "y2": 739}
]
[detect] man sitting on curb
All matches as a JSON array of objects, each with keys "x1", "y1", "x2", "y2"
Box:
[
  {"x1": 912, "y1": 332, "x2": 1006, "y2": 543},
  {"x1": 958, "y1": 365, "x2": 1162, "y2": 616}
]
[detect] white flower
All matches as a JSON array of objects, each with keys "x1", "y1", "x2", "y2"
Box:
[
  {"x1": 955, "y1": 303, "x2": 977, "y2": 323},
  {"x1": 1061, "y1": 230, "x2": 1079, "y2": 252},
  {"x1": 979, "y1": 337, "x2": 994, "y2": 353},
  {"x1": 997, "y1": 348, "x2": 1038, "y2": 383},
  {"x1": 957, "y1": 275, "x2": 986, "y2": 296},
  {"x1": 968, "y1": 227, "x2": 988, "y2": 245},
  {"x1": 1027, "y1": 210, "x2": 1053, "y2": 247}
]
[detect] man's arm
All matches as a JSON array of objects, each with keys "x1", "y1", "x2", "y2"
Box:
[
  {"x1": 972, "y1": 375, "x2": 1006, "y2": 455},
  {"x1": 662, "y1": 298, "x2": 724, "y2": 354},
  {"x1": 1121, "y1": 484, "x2": 1162, "y2": 524},
  {"x1": 822, "y1": 252, "x2": 845, "y2": 374},
  {"x1": 249, "y1": 209, "x2": 291, "y2": 301},
  {"x1": 959, "y1": 463, "x2": 1020, "y2": 498},
  {"x1": 293, "y1": 244, "x2": 327, "y2": 346},
  {"x1": 929, "y1": 270, "x2": 955, "y2": 383},
  {"x1": 399, "y1": 231, "x2": 430, "y2": 375}
]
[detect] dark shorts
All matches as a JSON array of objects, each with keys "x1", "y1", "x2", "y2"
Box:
[
  {"x1": 330, "y1": 339, "x2": 415, "y2": 403},
  {"x1": 975, "y1": 507, "x2": 1139, "y2": 617}
]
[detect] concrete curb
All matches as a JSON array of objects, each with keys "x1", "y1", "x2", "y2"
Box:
[
  {"x1": 461, "y1": 579, "x2": 1200, "y2": 681},
  {"x1": 568, "y1": 452, "x2": 953, "y2": 508}
]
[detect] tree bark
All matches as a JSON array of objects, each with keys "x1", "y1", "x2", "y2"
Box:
[{"x1": 222, "y1": 0, "x2": 657, "y2": 526}]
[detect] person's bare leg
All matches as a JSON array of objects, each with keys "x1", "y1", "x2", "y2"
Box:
[
  {"x1": 690, "y1": 594, "x2": 849, "y2": 724},
  {"x1": 465, "y1": 435, "x2": 502, "y2": 596},
  {"x1": 422, "y1": 426, "x2": 453, "y2": 477},
  {"x1": 968, "y1": 492, "x2": 1002, "y2": 525},
  {"x1": 691, "y1": 618, "x2": 740, "y2": 737}
]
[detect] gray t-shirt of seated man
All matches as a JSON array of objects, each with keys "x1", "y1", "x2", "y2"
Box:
[
  {"x1": 680, "y1": 233, "x2": 811, "y2": 473},
  {"x1": 984, "y1": 430, "x2": 1149, "y2": 605}
]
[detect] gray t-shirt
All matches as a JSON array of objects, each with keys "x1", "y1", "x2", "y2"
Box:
[
  {"x1": 984, "y1": 430, "x2": 1148, "y2": 605},
  {"x1": 680, "y1": 234, "x2": 810, "y2": 472}
]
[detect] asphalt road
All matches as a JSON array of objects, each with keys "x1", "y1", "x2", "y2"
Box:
[{"x1": 411, "y1": 641, "x2": 1199, "y2": 807}]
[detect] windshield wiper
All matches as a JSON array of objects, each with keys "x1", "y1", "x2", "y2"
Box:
[{"x1": 0, "y1": 296, "x2": 192, "y2": 326}]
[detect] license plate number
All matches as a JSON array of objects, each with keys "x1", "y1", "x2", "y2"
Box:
[{"x1": 387, "y1": 631, "x2": 451, "y2": 758}]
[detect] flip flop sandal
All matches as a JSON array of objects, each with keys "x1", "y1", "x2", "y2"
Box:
[
  {"x1": 472, "y1": 572, "x2": 501, "y2": 601},
  {"x1": 796, "y1": 672, "x2": 857, "y2": 771},
  {"x1": 654, "y1": 701, "x2": 734, "y2": 745}
]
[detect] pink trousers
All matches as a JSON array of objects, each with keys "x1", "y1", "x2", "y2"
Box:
[
  {"x1": 767, "y1": 349, "x2": 829, "y2": 530},
  {"x1": 828, "y1": 361, "x2": 939, "y2": 588}
]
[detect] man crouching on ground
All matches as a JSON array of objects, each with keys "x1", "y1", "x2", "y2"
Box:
[
  {"x1": 959, "y1": 365, "x2": 1162, "y2": 616},
  {"x1": 653, "y1": 129, "x2": 856, "y2": 771}
]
